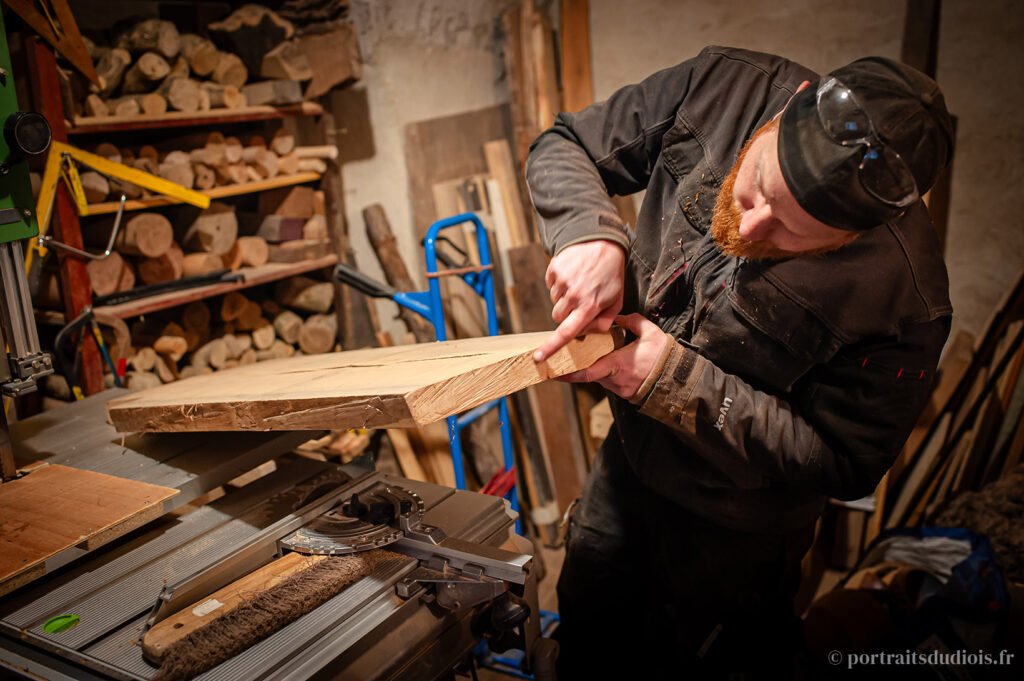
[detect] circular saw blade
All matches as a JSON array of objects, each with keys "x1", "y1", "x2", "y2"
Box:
[{"x1": 280, "y1": 485, "x2": 425, "y2": 555}]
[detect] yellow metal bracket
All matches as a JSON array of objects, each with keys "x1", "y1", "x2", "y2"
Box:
[{"x1": 26, "y1": 141, "x2": 211, "y2": 272}]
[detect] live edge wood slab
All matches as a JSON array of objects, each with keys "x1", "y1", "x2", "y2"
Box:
[{"x1": 107, "y1": 331, "x2": 615, "y2": 433}]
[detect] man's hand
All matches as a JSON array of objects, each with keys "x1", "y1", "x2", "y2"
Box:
[
  {"x1": 533, "y1": 240, "x2": 626, "y2": 362},
  {"x1": 558, "y1": 314, "x2": 671, "y2": 400}
]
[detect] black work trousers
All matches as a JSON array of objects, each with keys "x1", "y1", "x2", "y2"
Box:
[{"x1": 553, "y1": 434, "x2": 815, "y2": 680}]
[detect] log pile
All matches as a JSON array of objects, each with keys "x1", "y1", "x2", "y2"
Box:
[
  {"x1": 71, "y1": 6, "x2": 361, "y2": 121},
  {"x1": 123, "y1": 285, "x2": 339, "y2": 389},
  {"x1": 82, "y1": 137, "x2": 337, "y2": 204}
]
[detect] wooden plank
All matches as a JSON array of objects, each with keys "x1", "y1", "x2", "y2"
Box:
[
  {"x1": 559, "y1": 0, "x2": 593, "y2": 114},
  {"x1": 483, "y1": 140, "x2": 531, "y2": 247},
  {"x1": 107, "y1": 331, "x2": 614, "y2": 433},
  {"x1": 92, "y1": 255, "x2": 337, "y2": 319},
  {"x1": 0, "y1": 464, "x2": 178, "y2": 597},
  {"x1": 386, "y1": 429, "x2": 427, "y2": 482},
  {"x1": 404, "y1": 105, "x2": 513, "y2": 238},
  {"x1": 68, "y1": 102, "x2": 324, "y2": 135},
  {"x1": 83, "y1": 172, "x2": 321, "y2": 215}
]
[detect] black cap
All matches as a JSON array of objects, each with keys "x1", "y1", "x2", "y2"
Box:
[{"x1": 778, "y1": 57, "x2": 955, "y2": 231}]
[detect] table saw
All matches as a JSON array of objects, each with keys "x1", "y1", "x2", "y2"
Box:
[{"x1": 0, "y1": 392, "x2": 548, "y2": 681}]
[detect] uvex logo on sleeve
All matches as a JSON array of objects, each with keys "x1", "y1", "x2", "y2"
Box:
[{"x1": 713, "y1": 396, "x2": 733, "y2": 431}]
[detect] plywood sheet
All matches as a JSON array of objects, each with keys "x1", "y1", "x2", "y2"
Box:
[
  {"x1": 0, "y1": 465, "x2": 178, "y2": 596},
  {"x1": 107, "y1": 332, "x2": 614, "y2": 433}
]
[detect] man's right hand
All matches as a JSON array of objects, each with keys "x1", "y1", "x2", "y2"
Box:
[{"x1": 533, "y1": 239, "x2": 626, "y2": 362}]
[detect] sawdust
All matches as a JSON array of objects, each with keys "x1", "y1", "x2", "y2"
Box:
[
  {"x1": 935, "y1": 465, "x2": 1024, "y2": 583},
  {"x1": 154, "y1": 550, "x2": 396, "y2": 681}
]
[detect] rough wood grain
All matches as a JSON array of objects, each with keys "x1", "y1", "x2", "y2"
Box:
[
  {"x1": 0, "y1": 465, "x2": 178, "y2": 596},
  {"x1": 107, "y1": 332, "x2": 614, "y2": 432}
]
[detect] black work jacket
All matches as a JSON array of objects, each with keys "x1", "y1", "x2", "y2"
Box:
[{"x1": 525, "y1": 46, "x2": 952, "y2": 532}]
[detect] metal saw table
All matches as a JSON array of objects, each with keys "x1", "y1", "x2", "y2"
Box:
[{"x1": 0, "y1": 392, "x2": 544, "y2": 681}]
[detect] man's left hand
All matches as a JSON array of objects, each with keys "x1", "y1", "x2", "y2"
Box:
[{"x1": 558, "y1": 313, "x2": 671, "y2": 399}]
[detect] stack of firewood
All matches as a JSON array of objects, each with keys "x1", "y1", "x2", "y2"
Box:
[
  {"x1": 68, "y1": 4, "x2": 360, "y2": 120},
  {"x1": 124, "y1": 280, "x2": 338, "y2": 389},
  {"x1": 79, "y1": 198, "x2": 264, "y2": 297},
  {"x1": 78, "y1": 136, "x2": 337, "y2": 202}
]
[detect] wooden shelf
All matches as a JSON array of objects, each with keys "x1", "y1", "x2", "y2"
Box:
[
  {"x1": 68, "y1": 102, "x2": 324, "y2": 135},
  {"x1": 82, "y1": 172, "x2": 322, "y2": 215},
  {"x1": 93, "y1": 254, "x2": 338, "y2": 319}
]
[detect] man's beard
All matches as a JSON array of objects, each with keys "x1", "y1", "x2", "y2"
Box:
[{"x1": 710, "y1": 121, "x2": 855, "y2": 261}]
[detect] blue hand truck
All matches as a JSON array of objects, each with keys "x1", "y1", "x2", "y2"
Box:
[{"x1": 334, "y1": 212, "x2": 518, "y2": 517}]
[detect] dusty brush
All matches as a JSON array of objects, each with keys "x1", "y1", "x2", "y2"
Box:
[{"x1": 152, "y1": 550, "x2": 393, "y2": 681}]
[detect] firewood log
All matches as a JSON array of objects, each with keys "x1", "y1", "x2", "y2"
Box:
[
  {"x1": 179, "y1": 34, "x2": 220, "y2": 77},
  {"x1": 181, "y1": 202, "x2": 238, "y2": 255},
  {"x1": 211, "y1": 52, "x2": 247, "y2": 89},
  {"x1": 94, "y1": 47, "x2": 131, "y2": 96},
  {"x1": 193, "y1": 162, "x2": 215, "y2": 189},
  {"x1": 153, "y1": 335, "x2": 188, "y2": 362},
  {"x1": 127, "y1": 371, "x2": 162, "y2": 391},
  {"x1": 157, "y1": 158, "x2": 195, "y2": 188},
  {"x1": 224, "y1": 136, "x2": 244, "y2": 163},
  {"x1": 270, "y1": 128, "x2": 295, "y2": 156},
  {"x1": 200, "y1": 82, "x2": 246, "y2": 109},
  {"x1": 87, "y1": 251, "x2": 135, "y2": 296},
  {"x1": 192, "y1": 337, "x2": 228, "y2": 369},
  {"x1": 298, "y1": 313, "x2": 337, "y2": 354},
  {"x1": 110, "y1": 97, "x2": 141, "y2": 117},
  {"x1": 138, "y1": 243, "x2": 184, "y2": 285},
  {"x1": 122, "y1": 52, "x2": 170, "y2": 94},
  {"x1": 130, "y1": 346, "x2": 158, "y2": 371},
  {"x1": 181, "y1": 252, "x2": 224, "y2": 277},
  {"x1": 118, "y1": 213, "x2": 174, "y2": 257},
  {"x1": 272, "y1": 309, "x2": 302, "y2": 344},
  {"x1": 276, "y1": 276, "x2": 333, "y2": 313},
  {"x1": 235, "y1": 300, "x2": 264, "y2": 331},
  {"x1": 116, "y1": 19, "x2": 181, "y2": 59},
  {"x1": 158, "y1": 76, "x2": 202, "y2": 113},
  {"x1": 221, "y1": 291, "x2": 249, "y2": 321},
  {"x1": 236, "y1": 235, "x2": 269, "y2": 267},
  {"x1": 251, "y1": 323, "x2": 276, "y2": 350},
  {"x1": 242, "y1": 145, "x2": 279, "y2": 178},
  {"x1": 255, "y1": 339, "x2": 295, "y2": 361},
  {"x1": 80, "y1": 171, "x2": 109, "y2": 202},
  {"x1": 84, "y1": 94, "x2": 108, "y2": 117}
]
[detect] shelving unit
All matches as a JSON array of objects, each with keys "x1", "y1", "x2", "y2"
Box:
[
  {"x1": 67, "y1": 102, "x2": 324, "y2": 135},
  {"x1": 93, "y1": 255, "x2": 338, "y2": 319},
  {"x1": 83, "y1": 172, "x2": 321, "y2": 215},
  {"x1": 26, "y1": 41, "x2": 341, "y2": 396}
]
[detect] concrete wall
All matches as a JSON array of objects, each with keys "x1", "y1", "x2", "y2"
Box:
[
  {"x1": 337, "y1": 0, "x2": 510, "y2": 338},
  {"x1": 340, "y1": 0, "x2": 1022, "y2": 344}
]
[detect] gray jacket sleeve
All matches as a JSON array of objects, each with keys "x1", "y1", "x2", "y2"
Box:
[
  {"x1": 525, "y1": 55, "x2": 702, "y2": 255},
  {"x1": 631, "y1": 320, "x2": 950, "y2": 501}
]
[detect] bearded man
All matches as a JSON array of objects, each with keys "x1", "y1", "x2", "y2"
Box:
[{"x1": 524, "y1": 46, "x2": 954, "y2": 678}]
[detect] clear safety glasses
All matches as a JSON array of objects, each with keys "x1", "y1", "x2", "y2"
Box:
[{"x1": 816, "y1": 76, "x2": 920, "y2": 208}]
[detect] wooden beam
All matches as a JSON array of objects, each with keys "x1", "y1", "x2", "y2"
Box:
[{"x1": 106, "y1": 331, "x2": 615, "y2": 433}]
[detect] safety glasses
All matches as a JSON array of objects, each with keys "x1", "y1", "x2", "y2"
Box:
[{"x1": 816, "y1": 76, "x2": 920, "y2": 208}]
